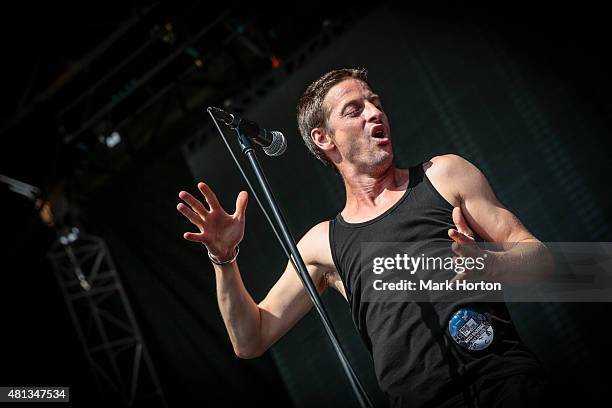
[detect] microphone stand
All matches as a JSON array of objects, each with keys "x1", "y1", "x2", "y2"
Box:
[{"x1": 209, "y1": 109, "x2": 375, "y2": 408}]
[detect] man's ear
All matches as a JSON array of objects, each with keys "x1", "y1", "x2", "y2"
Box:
[{"x1": 311, "y1": 127, "x2": 335, "y2": 153}]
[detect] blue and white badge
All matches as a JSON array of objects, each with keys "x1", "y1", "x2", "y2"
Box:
[{"x1": 448, "y1": 308, "x2": 494, "y2": 351}]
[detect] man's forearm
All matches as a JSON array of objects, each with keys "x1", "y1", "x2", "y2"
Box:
[
  {"x1": 214, "y1": 262, "x2": 263, "y2": 358},
  {"x1": 489, "y1": 239, "x2": 554, "y2": 284}
]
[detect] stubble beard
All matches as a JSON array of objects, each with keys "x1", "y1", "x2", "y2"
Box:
[{"x1": 355, "y1": 146, "x2": 394, "y2": 176}]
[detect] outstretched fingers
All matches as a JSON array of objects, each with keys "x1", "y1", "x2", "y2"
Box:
[
  {"x1": 234, "y1": 191, "x2": 248, "y2": 220},
  {"x1": 179, "y1": 190, "x2": 209, "y2": 217},
  {"x1": 177, "y1": 202, "x2": 204, "y2": 229},
  {"x1": 177, "y1": 202, "x2": 208, "y2": 243},
  {"x1": 198, "y1": 182, "x2": 222, "y2": 212},
  {"x1": 183, "y1": 231, "x2": 206, "y2": 243}
]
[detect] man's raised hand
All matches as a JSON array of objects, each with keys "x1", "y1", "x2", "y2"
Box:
[{"x1": 177, "y1": 182, "x2": 248, "y2": 261}]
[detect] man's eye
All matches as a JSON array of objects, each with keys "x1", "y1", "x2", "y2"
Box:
[{"x1": 345, "y1": 107, "x2": 361, "y2": 116}]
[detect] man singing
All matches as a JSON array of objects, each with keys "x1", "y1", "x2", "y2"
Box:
[{"x1": 176, "y1": 68, "x2": 552, "y2": 407}]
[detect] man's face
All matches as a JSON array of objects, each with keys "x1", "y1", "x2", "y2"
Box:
[{"x1": 322, "y1": 79, "x2": 393, "y2": 173}]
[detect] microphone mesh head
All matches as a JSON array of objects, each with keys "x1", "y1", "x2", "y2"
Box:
[{"x1": 263, "y1": 131, "x2": 287, "y2": 156}]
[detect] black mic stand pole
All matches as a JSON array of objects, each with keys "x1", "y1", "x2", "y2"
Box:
[{"x1": 229, "y1": 118, "x2": 375, "y2": 408}]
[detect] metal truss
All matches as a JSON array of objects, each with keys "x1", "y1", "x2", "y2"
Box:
[{"x1": 48, "y1": 231, "x2": 167, "y2": 408}]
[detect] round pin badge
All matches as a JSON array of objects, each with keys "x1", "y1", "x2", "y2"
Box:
[{"x1": 448, "y1": 308, "x2": 494, "y2": 351}]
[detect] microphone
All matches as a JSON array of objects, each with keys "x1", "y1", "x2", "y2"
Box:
[{"x1": 208, "y1": 107, "x2": 287, "y2": 156}]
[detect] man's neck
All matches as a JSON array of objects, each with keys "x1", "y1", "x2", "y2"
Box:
[{"x1": 340, "y1": 164, "x2": 410, "y2": 220}]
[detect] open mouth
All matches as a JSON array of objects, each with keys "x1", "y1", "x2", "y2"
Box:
[
  {"x1": 372, "y1": 129, "x2": 385, "y2": 139},
  {"x1": 370, "y1": 126, "x2": 389, "y2": 143}
]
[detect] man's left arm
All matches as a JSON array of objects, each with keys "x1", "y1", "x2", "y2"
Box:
[{"x1": 438, "y1": 155, "x2": 554, "y2": 284}]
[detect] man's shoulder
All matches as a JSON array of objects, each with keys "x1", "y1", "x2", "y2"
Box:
[
  {"x1": 424, "y1": 154, "x2": 484, "y2": 184},
  {"x1": 298, "y1": 221, "x2": 334, "y2": 268},
  {"x1": 422, "y1": 154, "x2": 482, "y2": 207},
  {"x1": 300, "y1": 221, "x2": 330, "y2": 247},
  {"x1": 302, "y1": 221, "x2": 344, "y2": 296},
  {"x1": 425, "y1": 154, "x2": 472, "y2": 175}
]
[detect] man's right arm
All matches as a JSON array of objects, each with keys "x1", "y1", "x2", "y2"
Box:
[
  {"x1": 177, "y1": 183, "x2": 336, "y2": 359},
  {"x1": 213, "y1": 222, "x2": 332, "y2": 358}
]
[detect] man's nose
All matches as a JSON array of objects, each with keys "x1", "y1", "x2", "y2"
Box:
[{"x1": 364, "y1": 101, "x2": 383, "y2": 122}]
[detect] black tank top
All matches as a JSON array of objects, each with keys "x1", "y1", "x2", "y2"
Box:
[{"x1": 329, "y1": 163, "x2": 542, "y2": 408}]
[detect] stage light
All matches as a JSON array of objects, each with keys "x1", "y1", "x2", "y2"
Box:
[
  {"x1": 106, "y1": 131, "x2": 121, "y2": 148},
  {"x1": 184, "y1": 47, "x2": 204, "y2": 68},
  {"x1": 99, "y1": 131, "x2": 121, "y2": 148},
  {"x1": 59, "y1": 227, "x2": 80, "y2": 245},
  {"x1": 161, "y1": 22, "x2": 176, "y2": 45},
  {"x1": 0, "y1": 174, "x2": 40, "y2": 200}
]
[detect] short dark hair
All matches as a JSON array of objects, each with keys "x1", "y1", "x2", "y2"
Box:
[{"x1": 297, "y1": 68, "x2": 371, "y2": 168}]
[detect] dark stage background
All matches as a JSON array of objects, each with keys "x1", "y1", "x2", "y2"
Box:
[{"x1": 2, "y1": 3, "x2": 611, "y2": 407}]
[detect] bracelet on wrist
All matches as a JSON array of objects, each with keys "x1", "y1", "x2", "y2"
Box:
[{"x1": 208, "y1": 246, "x2": 239, "y2": 265}]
